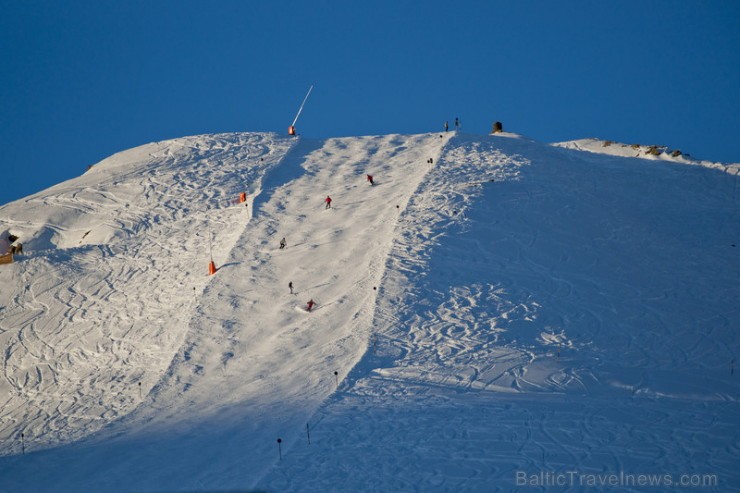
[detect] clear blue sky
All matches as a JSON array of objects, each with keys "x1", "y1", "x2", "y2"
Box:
[{"x1": 1, "y1": 1, "x2": 739, "y2": 205}]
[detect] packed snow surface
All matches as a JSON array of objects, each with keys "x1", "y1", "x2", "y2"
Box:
[{"x1": 0, "y1": 131, "x2": 738, "y2": 492}]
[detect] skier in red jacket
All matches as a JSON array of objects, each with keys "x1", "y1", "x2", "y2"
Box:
[
  {"x1": 306, "y1": 299, "x2": 316, "y2": 312},
  {"x1": 366, "y1": 174, "x2": 374, "y2": 185},
  {"x1": 324, "y1": 196, "x2": 332, "y2": 209}
]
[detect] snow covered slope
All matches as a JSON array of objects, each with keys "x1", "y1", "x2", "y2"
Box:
[
  {"x1": 0, "y1": 133, "x2": 296, "y2": 446},
  {"x1": 0, "y1": 131, "x2": 738, "y2": 492},
  {"x1": 553, "y1": 137, "x2": 740, "y2": 175},
  {"x1": 260, "y1": 133, "x2": 740, "y2": 491}
]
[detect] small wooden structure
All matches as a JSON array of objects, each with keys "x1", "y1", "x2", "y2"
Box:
[{"x1": 0, "y1": 253, "x2": 13, "y2": 265}]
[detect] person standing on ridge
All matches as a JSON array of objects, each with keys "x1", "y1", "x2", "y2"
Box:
[
  {"x1": 325, "y1": 196, "x2": 332, "y2": 209},
  {"x1": 367, "y1": 174, "x2": 374, "y2": 186},
  {"x1": 455, "y1": 117, "x2": 460, "y2": 130},
  {"x1": 279, "y1": 237, "x2": 286, "y2": 249},
  {"x1": 444, "y1": 121, "x2": 449, "y2": 132}
]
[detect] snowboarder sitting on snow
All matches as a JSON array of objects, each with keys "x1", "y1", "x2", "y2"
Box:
[
  {"x1": 324, "y1": 196, "x2": 332, "y2": 209},
  {"x1": 306, "y1": 299, "x2": 316, "y2": 312},
  {"x1": 366, "y1": 174, "x2": 374, "y2": 185},
  {"x1": 279, "y1": 237, "x2": 286, "y2": 249}
]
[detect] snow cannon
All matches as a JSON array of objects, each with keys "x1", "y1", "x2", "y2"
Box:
[{"x1": 288, "y1": 85, "x2": 313, "y2": 137}]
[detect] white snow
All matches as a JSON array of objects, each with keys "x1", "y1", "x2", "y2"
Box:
[
  {"x1": 0, "y1": 131, "x2": 738, "y2": 492},
  {"x1": 553, "y1": 137, "x2": 740, "y2": 175}
]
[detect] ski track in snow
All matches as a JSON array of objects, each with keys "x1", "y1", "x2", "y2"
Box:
[
  {"x1": 0, "y1": 133, "x2": 294, "y2": 449},
  {"x1": 0, "y1": 131, "x2": 738, "y2": 492}
]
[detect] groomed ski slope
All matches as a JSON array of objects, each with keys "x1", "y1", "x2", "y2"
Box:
[
  {"x1": 1, "y1": 131, "x2": 739, "y2": 492},
  {"x1": 105, "y1": 132, "x2": 453, "y2": 488},
  {"x1": 0, "y1": 131, "x2": 453, "y2": 491}
]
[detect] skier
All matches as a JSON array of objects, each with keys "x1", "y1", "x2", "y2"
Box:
[
  {"x1": 324, "y1": 196, "x2": 332, "y2": 209},
  {"x1": 444, "y1": 121, "x2": 449, "y2": 132},
  {"x1": 279, "y1": 237, "x2": 286, "y2": 249},
  {"x1": 306, "y1": 299, "x2": 315, "y2": 312},
  {"x1": 367, "y1": 174, "x2": 374, "y2": 186},
  {"x1": 289, "y1": 281, "x2": 294, "y2": 294},
  {"x1": 455, "y1": 117, "x2": 460, "y2": 130}
]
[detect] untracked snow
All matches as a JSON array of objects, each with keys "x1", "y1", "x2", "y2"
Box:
[{"x1": 0, "y1": 131, "x2": 738, "y2": 492}]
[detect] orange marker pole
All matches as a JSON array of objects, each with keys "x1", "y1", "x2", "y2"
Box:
[{"x1": 207, "y1": 216, "x2": 217, "y2": 275}]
